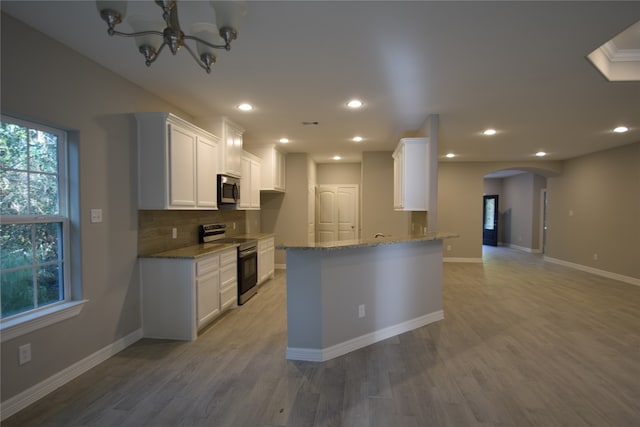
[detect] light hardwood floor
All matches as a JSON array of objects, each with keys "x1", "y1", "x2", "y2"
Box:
[{"x1": 4, "y1": 247, "x2": 640, "y2": 426}]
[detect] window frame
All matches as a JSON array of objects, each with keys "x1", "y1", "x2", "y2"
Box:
[{"x1": 1, "y1": 115, "x2": 86, "y2": 341}]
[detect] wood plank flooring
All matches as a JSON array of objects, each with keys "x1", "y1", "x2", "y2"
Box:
[{"x1": 4, "y1": 246, "x2": 640, "y2": 426}]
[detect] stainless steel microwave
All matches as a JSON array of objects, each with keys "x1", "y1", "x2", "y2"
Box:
[{"x1": 217, "y1": 174, "x2": 240, "y2": 205}]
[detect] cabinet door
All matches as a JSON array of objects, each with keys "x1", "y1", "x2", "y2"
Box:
[
  {"x1": 169, "y1": 124, "x2": 197, "y2": 207},
  {"x1": 275, "y1": 150, "x2": 286, "y2": 191},
  {"x1": 196, "y1": 270, "x2": 220, "y2": 328},
  {"x1": 250, "y1": 160, "x2": 261, "y2": 208},
  {"x1": 239, "y1": 156, "x2": 252, "y2": 209},
  {"x1": 196, "y1": 135, "x2": 218, "y2": 208},
  {"x1": 224, "y1": 124, "x2": 243, "y2": 177},
  {"x1": 258, "y1": 237, "x2": 275, "y2": 283},
  {"x1": 393, "y1": 145, "x2": 404, "y2": 210}
]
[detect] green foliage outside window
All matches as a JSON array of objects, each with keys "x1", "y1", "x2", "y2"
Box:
[{"x1": 1, "y1": 119, "x2": 66, "y2": 319}]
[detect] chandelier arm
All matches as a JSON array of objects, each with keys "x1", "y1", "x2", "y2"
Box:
[
  {"x1": 183, "y1": 35, "x2": 228, "y2": 50},
  {"x1": 182, "y1": 42, "x2": 211, "y2": 73},
  {"x1": 145, "y1": 42, "x2": 167, "y2": 65},
  {"x1": 111, "y1": 29, "x2": 165, "y2": 39}
]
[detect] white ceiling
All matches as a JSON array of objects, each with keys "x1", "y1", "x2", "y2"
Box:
[{"x1": 2, "y1": 1, "x2": 640, "y2": 163}]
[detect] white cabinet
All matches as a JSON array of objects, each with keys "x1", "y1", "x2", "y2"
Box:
[
  {"x1": 136, "y1": 112, "x2": 219, "y2": 210},
  {"x1": 239, "y1": 151, "x2": 261, "y2": 210},
  {"x1": 196, "y1": 255, "x2": 220, "y2": 328},
  {"x1": 211, "y1": 117, "x2": 243, "y2": 178},
  {"x1": 140, "y1": 248, "x2": 237, "y2": 341},
  {"x1": 219, "y1": 248, "x2": 238, "y2": 310},
  {"x1": 249, "y1": 145, "x2": 286, "y2": 192},
  {"x1": 393, "y1": 137, "x2": 430, "y2": 211},
  {"x1": 258, "y1": 236, "x2": 275, "y2": 285}
]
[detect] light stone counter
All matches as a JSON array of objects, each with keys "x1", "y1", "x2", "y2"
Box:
[
  {"x1": 278, "y1": 232, "x2": 458, "y2": 250},
  {"x1": 139, "y1": 242, "x2": 239, "y2": 259}
]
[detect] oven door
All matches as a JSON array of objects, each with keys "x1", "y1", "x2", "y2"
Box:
[{"x1": 238, "y1": 250, "x2": 257, "y2": 304}]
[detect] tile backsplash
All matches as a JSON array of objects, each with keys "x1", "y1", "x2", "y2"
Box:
[{"x1": 138, "y1": 209, "x2": 258, "y2": 255}]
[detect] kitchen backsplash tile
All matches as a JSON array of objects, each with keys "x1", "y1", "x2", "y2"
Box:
[{"x1": 138, "y1": 209, "x2": 248, "y2": 255}]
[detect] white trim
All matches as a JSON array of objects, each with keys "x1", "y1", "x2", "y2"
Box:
[
  {"x1": 544, "y1": 257, "x2": 640, "y2": 287},
  {"x1": 507, "y1": 244, "x2": 536, "y2": 253},
  {"x1": 1, "y1": 300, "x2": 88, "y2": 343},
  {"x1": 443, "y1": 257, "x2": 483, "y2": 263},
  {"x1": 286, "y1": 310, "x2": 443, "y2": 362},
  {"x1": 275, "y1": 263, "x2": 287, "y2": 270},
  {"x1": 0, "y1": 328, "x2": 142, "y2": 421}
]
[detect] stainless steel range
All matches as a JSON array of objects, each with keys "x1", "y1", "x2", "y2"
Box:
[{"x1": 199, "y1": 224, "x2": 258, "y2": 305}]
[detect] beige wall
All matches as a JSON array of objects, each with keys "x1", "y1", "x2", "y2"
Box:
[
  {"x1": 438, "y1": 161, "x2": 562, "y2": 259},
  {"x1": 361, "y1": 152, "x2": 411, "y2": 238},
  {"x1": 0, "y1": 14, "x2": 197, "y2": 401},
  {"x1": 546, "y1": 142, "x2": 640, "y2": 279},
  {"x1": 316, "y1": 162, "x2": 361, "y2": 185},
  {"x1": 260, "y1": 153, "x2": 312, "y2": 265}
]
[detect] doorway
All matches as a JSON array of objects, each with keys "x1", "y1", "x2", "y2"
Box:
[
  {"x1": 482, "y1": 194, "x2": 499, "y2": 246},
  {"x1": 316, "y1": 185, "x2": 359, "y2": 242}
]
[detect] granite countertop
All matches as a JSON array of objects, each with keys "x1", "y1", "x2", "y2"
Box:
[
  {"x1": 139, "y1": 233, "x2": 275, "y2": 259},
  {"x1": 277, "y1": 232, "x2": 459, "y2": 251},
  {"x1": 139, "y1": 242, "x2": 240, "y2": 259}
]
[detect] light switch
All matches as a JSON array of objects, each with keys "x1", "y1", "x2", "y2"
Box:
[{"x1": 90, "y1": 209, "x2": 103, "y2": 223}]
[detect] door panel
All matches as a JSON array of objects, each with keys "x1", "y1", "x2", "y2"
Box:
[
  {"x1": 483, "y1": 194, "x2": 499, "y2": 246},
  {"x1": 316, "y1": 185, "x2": 359, "y2": 243}
]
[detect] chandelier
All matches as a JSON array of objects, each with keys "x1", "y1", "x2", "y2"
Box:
[{"x1": 97, "y1": 1, "x2": 246, "y2": 73}]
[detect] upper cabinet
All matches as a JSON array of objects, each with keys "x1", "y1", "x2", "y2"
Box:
[
  {"x1": 136, "y1": 112, "x2": 219, "y2": 210},
  {"x1": 239, "y1": 151, "x2": 261, "y2": 210},
  {"x1": 249, "y1": 145, "x2": 286, "y2": 192},
  {"x1": 393, "y1": 137, "x2": 430, "y2": 211},
  {"x1": 212, "y1": 117, "x2": 243, "y2": 178}
]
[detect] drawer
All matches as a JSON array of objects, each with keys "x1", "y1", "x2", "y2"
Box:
[
  {"x1": 196, "y1": 255, "x2": 219, "y2": 277},
  {"x1": 220, "y1": 284, "x2": 237, "y2": 310},
  {"x1": 220, "y1": 263, "x2": 237, "y2": 286},
  {"x1": 220, "y1": 249, "x2": 237, "y2": 267},
  {"x1": 258, "y1": 237, "x2": 274, "y2": 251}
]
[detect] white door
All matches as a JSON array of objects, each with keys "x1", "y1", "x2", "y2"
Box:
[
  {"x1": 308, "y1": 185, "x2": 316, "y2": 244},
  {"x1": 316, "y1": 185, "x2": 359, "y2": 242}
]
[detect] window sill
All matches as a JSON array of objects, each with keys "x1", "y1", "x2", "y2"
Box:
[{"x1": 1, "y1": 300, "x2": 88, "y2": 343}]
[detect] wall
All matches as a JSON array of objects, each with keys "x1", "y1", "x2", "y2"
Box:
[
  {"x1": 361, "y1": 152, "x2": 411, "y2": 239},
  {"x1": 260, "y1": 153, "x2": 312, "y2": 265},
  {"x1": 437, "y1": 161, "x2": 562, "y2": 260},
  {"x1": 316, "y1": 162, "x2": 361, "y2": 185},
  {"x1": 546, "y1": 142, "x2": 640, "y2": 279},
  {"x1": 0, "y1": 14, "x2": 196, "y2": 402}
]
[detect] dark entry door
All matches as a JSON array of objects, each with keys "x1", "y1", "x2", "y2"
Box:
[{"x1": 483, "y1": 195, "x2": 499, "y2": 246}]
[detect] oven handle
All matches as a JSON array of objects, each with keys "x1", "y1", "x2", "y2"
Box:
[{"x1": 239, "y1": 248, "x2": 257, "y2": 258}]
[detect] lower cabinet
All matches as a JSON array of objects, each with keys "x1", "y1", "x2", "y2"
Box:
[
  {"x1": 258, "y1": 236, "x2": 275, "y2": 285},
  {"x1": 140, "y1": 247, "x2": 237, "y2": 341}
]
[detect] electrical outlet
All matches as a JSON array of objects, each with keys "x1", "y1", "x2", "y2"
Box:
[
  {"x1": 358, "y1": 304, "x2": 365, "y2": 318},
  {"x1": 18, "y1": 343, "x2": 31, "y2": 365},
  {"x1": 233, "y1": 222, "x2": 237, "y2": 230},
  {"x1": 593, "y1": 253, "x2": 598, "y2": 261},
  {"x1": 172, "y1": 227, "x2": 177, "y2": 239},
  {"x1": 446, "y1": 245, "x2": 452, "y2": 251},
  {"x1": 90, "y1": 209, "x2": 102, "y2": 223}
]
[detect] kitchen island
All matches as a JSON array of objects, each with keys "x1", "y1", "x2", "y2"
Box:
[{"x1": 278, "y1": 232, "x2": 457, "y2": 361}]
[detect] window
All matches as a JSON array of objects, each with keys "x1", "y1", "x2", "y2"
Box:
[{"x1": 1, "y1": 115, "x2": 83, "y2": 338}]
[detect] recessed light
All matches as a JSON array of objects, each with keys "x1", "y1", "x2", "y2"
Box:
[
  {"x1": 352, "y1": 136, "x2": 363, "y2": 142},
  {"x1": 535, "y1": 151, "x2": 546, "y2": 157},
  {"x1": 483, "y1": 129, "x2": 497, "y2": 136},
  {"x1": 346, "y1": 99, "x2": 363, "y2": 108},
  {"x1": 613, "y1": 126, "x2": 628, "y2": 133},
  {"x1": 333, "y1": 155, "x2": 342, "y2": 160},
  {"x1": 279, "y1": 138, "x2": 289, "y2": 143},
  {"x1": 445, "y1": 153, "x2": 456, "y2": 158},
  {"x1": 237, "y1": 103, "x2": 253, "y2": 111}
]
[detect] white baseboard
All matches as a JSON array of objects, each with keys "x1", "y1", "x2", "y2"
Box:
[
  {"x1": 275, "y1": 263, "x2": 286, "y2": 270},
  {"x1": 544, "y1": 257, "x2": 640, "y2": 287},
  {"x1": 1, "y1": 328, "x2": 143, "y2": 421},
  {"x1": 443, "y1": 257, "x2": 483, "y2": 263},
  {"x1": 507, "y1": 244, "x2": 542, "y2": 253},
  {"x1": 286, "y1": 310, "x2": 444, "y2": 362}
]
